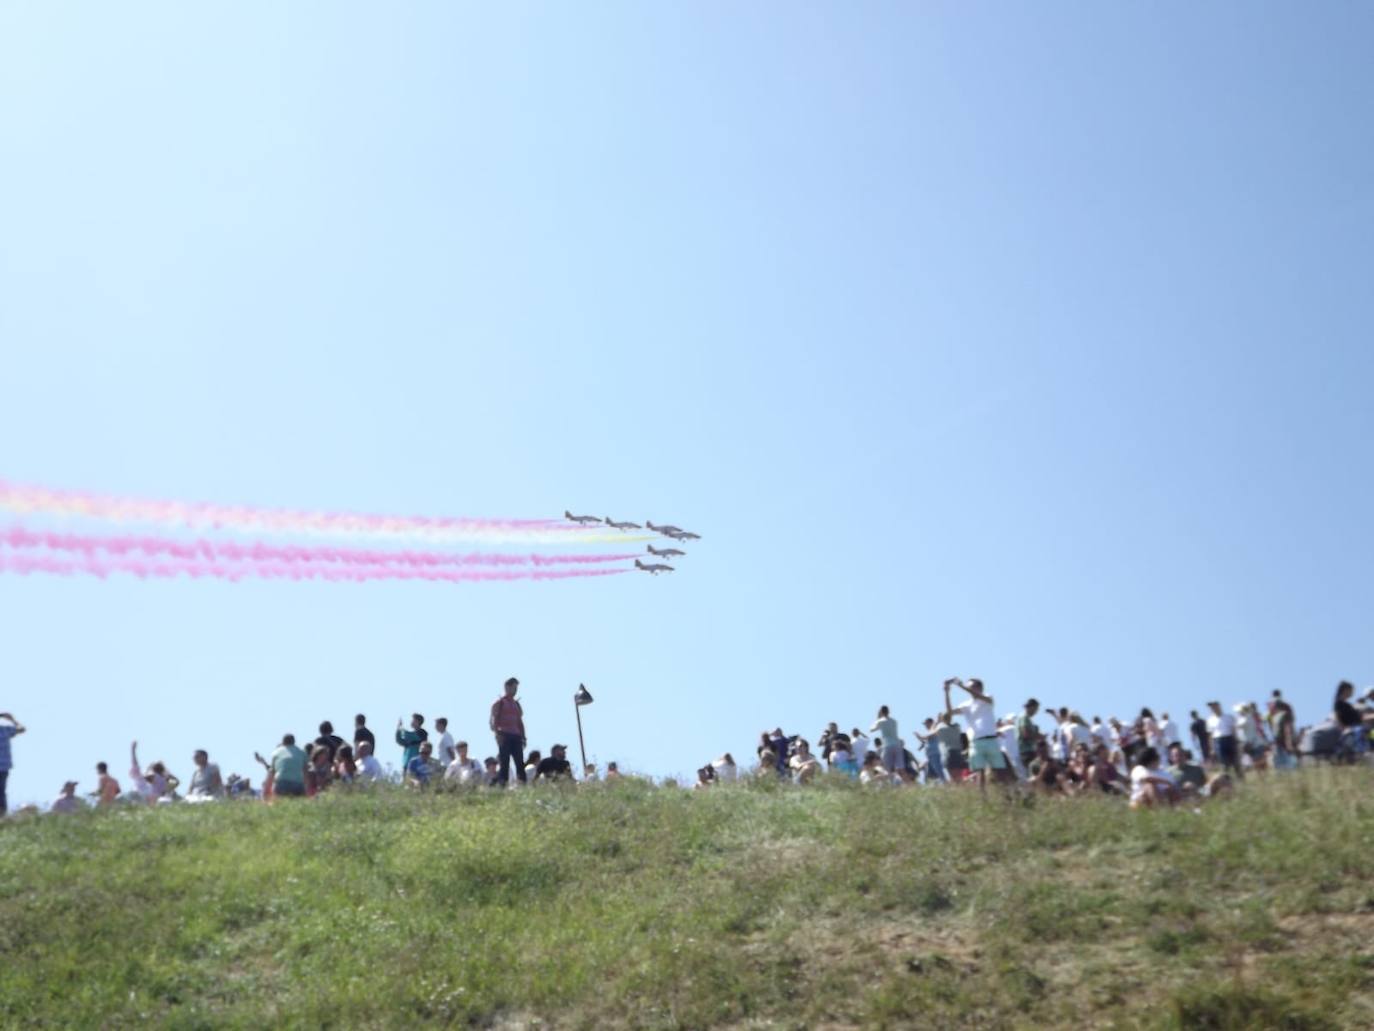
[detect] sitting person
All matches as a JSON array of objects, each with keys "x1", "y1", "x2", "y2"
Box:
[
  {"x1": 1129, "y1": 747, "x2": 1181, "y2": 809},
  {"x1": 405, "y1": 741, "x2": 436, "y2": 787},
  {"x1": 1028, "y1": 739, "x2": 1069, "y2": 794},
  {"x1": 694, "y1": 765, "x2": 716, "y2": 790},
  {"x1": 535, "y1": 744, "x2": 575, "y2": 782},
  {"x1": 1166, "y1": 743, "x2": 1207, "y2": 794},
  {"x1": 859, "y1": 750, "x2": 890, "y2": 785},
  {"x1": 1085, "y1": 743, "x2": 1126, "y2": 794},
  {"x1": 355, "y1": 740, "x2": 384, "y2": 782},
  {"x1": 788, "y1": 739, "x2": 824, "y2": 783},
  {"x1": 333, "y1": 744, "x2": 358, "y2": 784}
]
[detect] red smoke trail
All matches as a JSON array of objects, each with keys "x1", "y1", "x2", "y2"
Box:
[
  {"x1": 0, "y1": 551, "x2": 628, "y2": 584},
  {"x1": 0, "y1": 525, "x2": 636, "y2": 569}
]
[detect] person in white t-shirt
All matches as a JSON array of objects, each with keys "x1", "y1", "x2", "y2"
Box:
[
  {"x1": 711, "y1": 753, "x2": 738, "y2": 783},
  {"x1": 1129, "y1": 747, "x2": 1180, "y2": 809},
  {"x1": 945, "y1": 677, "x2": 1009, "y2": 794},
  {"x1": 1158, "y1": 712, "x2": 1181, "y2": 750},
  {"x1": 788, "y1": 739, "x2": 824, "y2": 783},
  {"x1": 849, "y1": 729, "x2": 871, "y2": 765},
  {"x1": 869, "y1": 708, "x2": 903, "y2": 776},
  {"x1": 445, "y1": 740, "x2": 482, "y2": 784},
  {"x1": 433, "y1": 718, "x2": 457, "y2": 766},
  {"x1": 1206, "y1": 701, "x2": 1243, "y2": 778},
  {"x1": 355, "y1": 739, "x2": 385, "y2": 782}
]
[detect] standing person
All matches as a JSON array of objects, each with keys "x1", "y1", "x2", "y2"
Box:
[
  {"x1": 489, "y1": 677, "x2": 527, "y2": 785},
  {"x1": 849, "y1": 726, "x2": 871, "y2": 765},
  {"x1": 314, "y1": 722, "x2": 345, "y2": 763},
  {"x1": 92, "y1": 762, "x2": 121, "y2": 806},
  {"x1": 711, "y1": 753, "x2": 738, "y2": 782},
  {"x1": 433, "y1": 718, "x2": 457, "y2": 766},
  {"x1": 1206, "y1": 701, "x2": 1243, "y2": 778},
  {"x1": 0, "y1": 712, "x2": 26, "y2": 816},
  {"x1": 1189, "y1": 710, "x2": 1211, "y2": 762},
  {"x1": 944, "y1": 677, "x2": 1008, "y2": 794},
  {"x1": 269, "y1": 733, "x2": 308, "y2": 798},
  {"x1": 395, "y1": 714, "x2": 427, "y2": 769},
  {"x1": 1158, "y1": 712, "x2": 1181, "y2": 751},
  {"x1": 914, "y1": 720, "x2": 944, "y2": 784},
  {"x1": 870, "y1": 707, "x2": 903, "y2": 777},
  {"x1": 353, "y1": 714, "x2": 376, "y2": 754},
  {"x1": 1016, "y1": 700, "x2": 1042, "y2": 771},
  {"x1": 1333, "y1": 681, "x2": 1371, "y2": 755},
  {"x1": 933, "y1": 713, "x2": 966, "y2": 782},
  {"x1": 1267, "y1": 692, "x2": 1298, "y2": 769},
  {"x1": 187, "y1": 750, "x2": 225, "y2": 801}
]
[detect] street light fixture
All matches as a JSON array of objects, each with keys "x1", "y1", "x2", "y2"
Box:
[{"x1": 573, "y1": 684, "x2": 594, "y2": 774}]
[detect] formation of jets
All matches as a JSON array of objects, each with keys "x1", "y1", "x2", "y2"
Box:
[{"x1": 563, "y1": 510, "x2": 702, "y2": 575}]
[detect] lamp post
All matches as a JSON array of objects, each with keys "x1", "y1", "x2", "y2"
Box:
[{"x1": 573, "y1": 683, "x2": 595, "y2": 774}]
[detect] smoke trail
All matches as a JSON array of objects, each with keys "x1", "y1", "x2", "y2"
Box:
[
  {"x1": 0, "y1": 480, "x2": 652, "y2": 545},
  {"x1": 0, "y1": 551, "x2": 628, "y2": 584},
  {"x1": 0, "y1": 526, "x2": 637, "y2": 570}
]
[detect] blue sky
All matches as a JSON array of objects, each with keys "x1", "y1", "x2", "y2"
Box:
[{"x1": 2, "y1": 3, "x2": 1371, "y2": 804}]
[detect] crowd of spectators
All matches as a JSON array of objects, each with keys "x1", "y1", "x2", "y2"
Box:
[
  {"x1": 3, "y1": 678, "x2": 1372, "y2": 816},
  {"x1": 694, "y1": 678, "x2": 1374, "y2": 809}
]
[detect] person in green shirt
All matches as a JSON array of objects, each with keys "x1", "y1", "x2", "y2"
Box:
[
  {"x1": 268, "y1": 734, "x2": 307, "y2": 797},
  {"x1": 395, "y1": 713, "x2": 427, "y2": 768}
]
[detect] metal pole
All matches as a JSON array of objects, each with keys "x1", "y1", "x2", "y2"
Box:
[{"x1": 575, "y1": 699, "x2": 588, "y2": 774}]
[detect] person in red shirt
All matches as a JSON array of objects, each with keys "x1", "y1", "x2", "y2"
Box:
[{"x1": 489, "y1": 677, "x2": 527, "y2": 785}]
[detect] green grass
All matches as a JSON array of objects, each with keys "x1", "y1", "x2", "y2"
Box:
[{"x1": 2, "y1": 769, "x2": 1373, "y2": 1029}]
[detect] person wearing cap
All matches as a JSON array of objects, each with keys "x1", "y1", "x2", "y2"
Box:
[
  {"x1": 1206, "y1": 701, "x2": 1242, "y2": 778},
  {"x1": 490, "y1": 678, "x2": 527, "y2": 785},
  {"x1": 0, "y1": 711, "x2": 26, "y2": 816},
  {"x1": 50, "y1": 780, "x2": 83, "y2": 814},
  {"x1": 535, "y1": 744, "x2": 574, "y2": 782}
]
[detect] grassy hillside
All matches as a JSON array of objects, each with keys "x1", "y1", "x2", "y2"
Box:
[{"x1": 2, "y1": 770, "x2": 1372, "y2": 1029}]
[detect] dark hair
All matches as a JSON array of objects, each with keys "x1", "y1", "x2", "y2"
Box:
[
  {"x1": 1140, "y1": 708, "x2": 1154, "y2": 721},
  {"x1": 878, "y1": 705, "x2": 890, "y2": 717},
  {"x1": 526, "y1": 750, "x2": 542, "y2": 764},
  {"x1": 1336, "y1": 680, "x2": 1355, "y2": 701},
  {"x1": 505, "y1": 677, "x2": 519, "y2": 688},
  {"x1": 1271, "y1": 689, "x2": 1283, "y2": 698},
  {"x1": 1138, "y1": 746, "x2": 1160, "y2": 767},
  {"x1": 412, "y1": 713, "x2": 424, "y2": 724},
  {"x1": 96, "y1": 761, "x2": 108, "y2": 773},
  {"x1": 320, "y1": 721, "x2": 333, "y2": 735},
  {"x1": 283, "y1": 734, "x2": 296, "y2": 746},
  {"x1": 1025, "y1": 698, "x2": 1039, "y2": 709},
  {"x1": 355, "y1": 714, "x2": 367, "y2": 725},
  {"x1": 338, "y1": 745, "x2": 354, "y2": 761}
]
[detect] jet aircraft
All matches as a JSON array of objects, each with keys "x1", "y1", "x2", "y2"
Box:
[
  {"x1": 646, "y1": 520, "x2": 684, "y2": 537},
  {"x1": 604, "y1": 517, "x2": 642, "y2": 531},
  {"x1": 634, "y1": 559, "x2": 675, "y2": 575},
  {"x1": 564, "y1": 511, "x2": 603, "y2": 525},
  {"x1": 647, "y1": 544, "x2": 685, "y2": 559}
]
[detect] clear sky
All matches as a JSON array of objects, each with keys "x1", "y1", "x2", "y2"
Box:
[{"x1": 2, "y1": 3, "x2": 1371, "y2": 805}]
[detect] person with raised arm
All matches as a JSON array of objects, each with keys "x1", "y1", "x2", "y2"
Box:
[
  {"x1": 0, "y1": 711, "x2": 26, "y2": 817},
  {"x1": 944, "y1": 677, "x2": 1009, "y2": 795}
]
